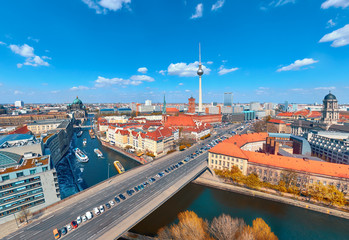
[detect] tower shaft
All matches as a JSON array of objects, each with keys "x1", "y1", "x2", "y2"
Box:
[{"x1": 199, "y1": 76, "x2": 202, "y2": 112}]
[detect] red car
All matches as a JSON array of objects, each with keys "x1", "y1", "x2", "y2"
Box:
[{"x1": 71, "y1": 220, "x2": 78, "y2": 229}]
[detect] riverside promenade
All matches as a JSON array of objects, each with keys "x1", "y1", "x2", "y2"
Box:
[{"x1": 193, "y1": 171, "x2": 349, "y2": 220}]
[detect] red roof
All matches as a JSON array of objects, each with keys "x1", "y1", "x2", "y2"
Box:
[
  {"x1": 166, "y1": 107, "x2": 179, "y2": 113},
  {"x1": 8, "y1": 125, "x2": 30, "y2": 134},
  {"x1": 268, "y1": 119, "x2": 285, "y2": 124},
  {"x1": 210, "y1": 142, "x2": 248, "y2": 159},
  {"x1": 164, "y1": 115, "x2": 196, "y2": 127},
  {"x1": 294, "y1": 109, "x2": 310, "y2": 117},
  {"x1": 307, "y1": 111, "x2": 322, "y2": 118},
  {"x1": 277, "y1": 112, "x2": 293, "y2": 117}
]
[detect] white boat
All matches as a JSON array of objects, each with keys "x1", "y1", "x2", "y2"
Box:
[
  {"x1": 83, "y1": 138, "x2": 87, "y2": 146},
  {"x1": 77, "y1": 131, "x2": 83, "y2": 138},
  {"x1": 94, "y1": 148, "x2": 103, "y2": 158},
  {"x1": 74, "y1": 148, "x2": 89, "y2": 162}
]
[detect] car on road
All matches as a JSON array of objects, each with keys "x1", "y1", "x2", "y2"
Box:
[
  {"x1": 119, "y1": 194, "x2": 126, "y2": 200},
  {"x1": 66, "y1": 224, "x2": 72, "y2": 232},
  {"x1": 94, "y1": 207, "x2": 101, "y2": 215},
  {"x1": 127, "y1": 190, "x2": 132, "y2": 196},
  {"x1": 60, "y1": 227, "x2": 67, "y2": 236},
  {"x1": 76, "y1": 216, "x2": 82, "y2": 224},
  {"x1": 109, "y1": 200, "x2": 115, "y2": 206},
  {"x1": 53, "y1": 228, "x2": 60, "y2": 239},
  {"x1": 71, "y1": 220, "x2": 78, "y2": 229},
  {"x1": 105, "y1": 202, "x2": 111, "y2": 209},
  {"x1": 82, "y1": 215, "x2": 87, "y2": 222},
  {"x1": 99, "y1": 205, "x2": 105, "y2": 213}
]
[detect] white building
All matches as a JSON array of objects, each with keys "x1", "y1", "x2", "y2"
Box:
[
  {"x1": 145, "y1": 100, "x2": 152, "y2": 106},
  {"x1": 14, "y1": 101, "x2": 24, "y2": 108}
]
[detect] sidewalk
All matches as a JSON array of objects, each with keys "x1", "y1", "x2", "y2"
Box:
[{"x1": 193, "y1": 172, "x2": 349, "y2": 220}]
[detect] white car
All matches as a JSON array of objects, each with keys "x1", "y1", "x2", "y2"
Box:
[
  {"x1": 76, "y1": 216, "x2": 82, "y2": 224},
  {"x1": 66, "y1": 224, "x2": 72, "y2": 231},
  {"x1": 86, "y1": 211, "x2": 93, "y2": 220},
  {"x1": 99, "y1": 205, "x2": 105, "y2": 213},
  {"x1": 82, "y1": 215, "x2": 87, "y2": 222},
  {"x1": 94, "y1": 207, "x2": 100, "y2": 215},
  {"x1": 109, "y1": 200, "x2": 115, "y2": 206}
]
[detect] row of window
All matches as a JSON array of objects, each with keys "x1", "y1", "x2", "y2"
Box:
[
  {"x1": 0, "y1": 176, "x2": 40, "y2": 191},
  {"x1": 0, "y1": 188, "x2": 43, "y2": 204},
  {"x1": 0, "y1": 193, "x2": 44, "y2": 211},
  {"x1": 0, "y1": 182, "x2": 42, "y2": 198},
  {"x1": 0, "y1": 199, "x2": 45, "y2": 218},
  {"x1": 210, "y1": 154, "x2": 243, "y2": 163}
]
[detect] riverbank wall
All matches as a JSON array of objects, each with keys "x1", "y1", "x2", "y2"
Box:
[
  {"x1": 100, "y1": 140, "x2": 147, "y2": 165},
  {"x1": 193, "y1": 172, "x2": 349, "y2": 220}
]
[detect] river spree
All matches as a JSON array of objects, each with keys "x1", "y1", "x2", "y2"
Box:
[{"x1": 132, "y1": 183, "x2": 349, "y2": 240}]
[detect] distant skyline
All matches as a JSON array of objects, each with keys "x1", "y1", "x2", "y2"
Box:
[{"x1": 1, "y1": 0, "x2": 349, "y2": 104}]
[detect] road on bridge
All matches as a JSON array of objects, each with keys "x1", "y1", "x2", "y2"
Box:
[{"x1": 3, "y1": 123, "x2": 242, "y2": 240}]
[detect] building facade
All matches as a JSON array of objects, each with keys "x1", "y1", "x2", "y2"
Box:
[
  {"x1": 224, "y1": 92, "x2": 233, "y2": 107},
  {"x1": 188, "y1": 97, "x2": 196, "y2": 113},
  {"x1": 322, "y1": 92, "x2": 339, "y2": 125}
]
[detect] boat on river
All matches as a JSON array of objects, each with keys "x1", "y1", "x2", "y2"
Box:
[
  {"x1": 83, "y1": 138, "x2": 87, "y2": 146},
  {"x1": 94, "y1": 148, "x2": 103, "y2": 158},
  {"x1": 77, "y1": 131, "x2": 83, "y2": 138},
  {"x1": 74, "y1": 148, "x2": 89, "y2": 163},
  {"x1": 114, "y1": 161, "x2": 125, "y2": 174}
]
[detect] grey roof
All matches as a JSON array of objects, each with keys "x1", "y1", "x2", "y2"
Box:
[
  {"x1": 324, "y1": 93, "x2": 336, "y2": 100},
  {"x1": 328, "y1": 124, "x2": 349, "y2": 133},
  {"x1": 0, "y1": 151, "x2": 22, "y2": 168},
  {"x1": 0, "y1": 134, "x2": 34, "y2": 147}
]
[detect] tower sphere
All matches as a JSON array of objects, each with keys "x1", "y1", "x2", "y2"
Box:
[{"x1": 197, "y1": 68, "x2": 204, "y2": 76}]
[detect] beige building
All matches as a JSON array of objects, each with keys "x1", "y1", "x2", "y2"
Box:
[{"x1": 27, "y1": 119, "x2": 67, "y2": 134}]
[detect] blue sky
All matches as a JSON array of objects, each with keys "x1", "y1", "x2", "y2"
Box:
[{"x1": 0, "y1": 0, "x2": 349, "y2": 104}]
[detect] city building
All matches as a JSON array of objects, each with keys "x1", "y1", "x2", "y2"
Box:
[
  {"x1": 145, "y1": 100, "x2": 152, "y2": 106},
  {"x1": 27, "y1": 119, "x2": 68, "y2": 134},
  {"x1": 267, "y1": 119, "x2": 291, "y2": 133},
  {"x1": 305, "y1": 131, "x2": 349, "y2": 165},
  {"x1": 322, "y1": 92, "x2": 339, "y2": 125},
  {"x1": 188, "y1": 97, "x2": 195, "y2": 114},
  {"x1": 249, "y1": 102, "x2": 260, "y2": 111},
  {"x1": 67, "y1": 96, "x2": 87, "y2": 122},
  {"x1": 0, "y1": 134, "x2": 43, "y2": 157},
  {"x1": 14, "y1": 101, "x2": 24, "y2": 108},
  {"x1": 224, "y1": 92, "x2": 233, "y2": 107},
  {"x1": 0, "y1": 155, "x2": 61, "y2": 223},
  {"x1": 0, "y1": 113, "x2": 68, "y2": 127},
  {"x1": 0, "y1": 105, "x2": 7, "y2": 115},
  {"x1": 208, "y1": 133, "x2": 349, "y2": 194}
]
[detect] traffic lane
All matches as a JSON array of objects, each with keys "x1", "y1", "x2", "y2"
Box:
[{"x1": 66, "y1": 155, "x2": 208, "y2": 239}]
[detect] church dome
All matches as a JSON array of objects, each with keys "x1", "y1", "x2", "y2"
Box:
[
  {"x1": 73, "y1": 96, "x2": 82, "y2": 105},
  {"x1": 324, "y1": 92, "x2": 336, "y2": 100}
]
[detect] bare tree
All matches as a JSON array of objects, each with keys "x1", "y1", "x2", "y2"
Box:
[
  {"x1": 280, "y1": 170, "x2": 298, "y2": 189},
  {"x1": 208, "y1": 214, "x2": 245, "y2": 240},
  {"x1": 18, "y1": 208, "x2": 31, "y2": 224}
]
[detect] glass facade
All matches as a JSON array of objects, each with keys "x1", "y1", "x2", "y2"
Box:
[{"x1": 224, "y1": 92, "x2": 233, "y2": 107}]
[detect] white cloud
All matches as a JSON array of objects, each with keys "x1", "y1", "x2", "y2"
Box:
[
  {"x1": 82, "y1": 0, "x2": 131, "y2": 14},
  {"x1": 258, "y1": 87, "x2": 269, "y2": 90},
  {"x1": 191, "y1": 3, "x2": 203, "y2": 19},
  {"x1": 185, "y1": 89, "x2": 191, "y2": 92},
  {"x1": 179, "y1": 83, "x2": 184, "y2": 86},
  {"x1": 158, "y1": 70, "x2": 166, "y2": 75},
  {"x1": 0, "y1": 41, "x2": 5, "y2": 45},
  {"x1": 14, "y1": 90, "x2": 23, "y2": 95},
  {"x1": 70, "y1": 86, "x2": 90, "y2": 91},
  {"x1": 277, "y1": 58, "x2": 318, "y2": 72},
  {"x1": 218, "y1": 66, "x2": 239, "y2": 75},
  {"x1": 206, "y1": 61, "x2": 213, "y2": 64},
  {"x1": 212, "y1": 0, "x2": 225, "y2": 11},
  {"x1": 9, "y1": 44, "x2": 34, "y2": 58},
  {"x1": 129, "y1": 75, "x2": 154, "y2": 82},
  {"x1": 51, "y1": 90, "x2": 60, "y2": 94},
  {"x1": 9, "y1": 44, "x2": 50, "y2": 68},
  {"x1": 319, "y1": 24, "x2": 349, "y2": 47},
  {"x1": 137, "y1": 67, "x2": 148, "y2": 74},
  {"x1": 27, "y1": 37, "x2": 39, "y2": 43},
  {"x1": 95, "y1": 74, "x2": 154, "y2": 87},
  {"x1": 167, "y1": 61, "x2": 211, "y2": 77},
  {"x1": 272, "y1": 0, "x2": 296, "y2": 7},
  {"x1": 314, "y1": 86, "x2": 336, "y2": 90},
  {"x1": 327, "y1": 19, "x2": 336, "y2": 28},
  {"x1": 321, "y1": 0, "x2": 349, "y2": 9}
]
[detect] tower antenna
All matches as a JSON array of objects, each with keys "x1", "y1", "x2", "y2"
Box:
[{"x1": 199, "y1": 43, "x2": 201, "y2": 65}]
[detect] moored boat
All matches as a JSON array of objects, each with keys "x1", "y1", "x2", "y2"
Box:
[
  {"x1": 77, "y1": 131, "x2": 83, "y2": 137},
  {"x1": 83, "y1": 138, "x2": 87, "y2": 146},
  {"x1": 113, "y1": 161, "x2": 125, "y2": 174},
  {"x1": 74, "y1": 148, "x2": 89, "y2": 162},
  {"x1": 94, "y1": 148, "x2": 103, "y2": 158}
]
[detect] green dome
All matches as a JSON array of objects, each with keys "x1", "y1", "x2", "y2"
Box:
[{"x1": 73, "y1": 96, "x2": 82, "y2": 105}]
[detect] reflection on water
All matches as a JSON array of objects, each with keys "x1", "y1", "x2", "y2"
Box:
[{"x1": 132, "y1": 183, "x2": 349, "y2": 240}]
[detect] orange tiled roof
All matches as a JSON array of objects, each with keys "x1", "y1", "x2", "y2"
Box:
[
  {"x1": 277, "y1": 112, "x2": 293, "y2": 117},
  {"x1": 294, "y1": 109, "x2": 310, "y2": 116},
  {"x1": 307, "y1": 111, "x2": 322, "y2": 118},
  {"x1": 268, "y1": 119, "x2": 285, "y2": 124},
  {"x1": 166, "y1": 107, "x2": 179, "y2": 112},
  {"x1": 210, "y1": 142, "x2": 248, "y2": 159},
  {"x1": 224, "y1": 132, "x2": 268, "y2": 147},
  {"x1": 244, "y1": 151, "x2": 349, "y2": 179},
  {"x1": 164, "y1": 115, "x2": 196, "y2": 127}
]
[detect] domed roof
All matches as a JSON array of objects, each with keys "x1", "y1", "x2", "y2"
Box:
[
  {"x1": 0, "y1": 105, "x2": 5, "y2": 109},
  {"x1": 324, "y1": 92, "x2": 336, "y2": 100},
  {"x1": 73, "y1": 96, "x2": 82, "y2": 105}
]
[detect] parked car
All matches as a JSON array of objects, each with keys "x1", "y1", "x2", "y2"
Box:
[
  {"x1": 114, "y1": 196, "x2": 121, "y2": 203},
  {"x1": 105, "y1": 203, "x2": 111, "y2": 209},
  {"x1": 71, "y1": 221, "x2": 78, "y2": 229},
  {"x1": 82, "y1": 215, "x2": 87, "y2": 222},
  {"x1": 99, "y1": 205, "x2": 105, "y2": 213},
  {"x1": 76, "y1": 216, "x2": 82, "y2": 224},
  {"x1": 53, "y1": 228, "x2": 60, "y2": 239},
  {"x1": 119, "y1": 194, "x2": 126, "y2": 200},
  {"x1": 94, "y1": 207, "x2": 100, "y2": 215},
  {"x1": 60, "y1": 227, "x2": 67, "y2": 236},
  {"x1": 66, "y1": 224, "x2": 72, "y2": 232}
]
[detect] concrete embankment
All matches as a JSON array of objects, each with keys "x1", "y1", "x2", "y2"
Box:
[
  {"x1": 193, "y1": 173, "x2": 349, "y2": 220},
  {"x1": 100, "y1": 140, "x2": 146, "y2": 165}
]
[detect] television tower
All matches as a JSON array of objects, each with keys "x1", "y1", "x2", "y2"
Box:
[{"x1": 197, "y1": 43, "x2": 204, "y2": 112}]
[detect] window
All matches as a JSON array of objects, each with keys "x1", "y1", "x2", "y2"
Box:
[
  {"x1": 309, "y1": 179, "x2": 313, "y2": 184},
  {"x1": 16, "y1": 172, "x2": 24, "y2": 178},
  {"x1": 2, "y1": 175, "x2": 10, "y2": 181},
  {"x1": 211, "y1": 160, "x2": 214, "y2": 164},
  {"x1": 42, "y1": 167, "x2": 48, "y2": 172},
  {"x1": 215, "y1": 160, "x2": 217, "y2": 164},
  {"x1": 30, "y1": 169, "x2": 36, "y2": 175},
  {"x1": 323, "y1": 181, "x2": 327, "y2": 185}
]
